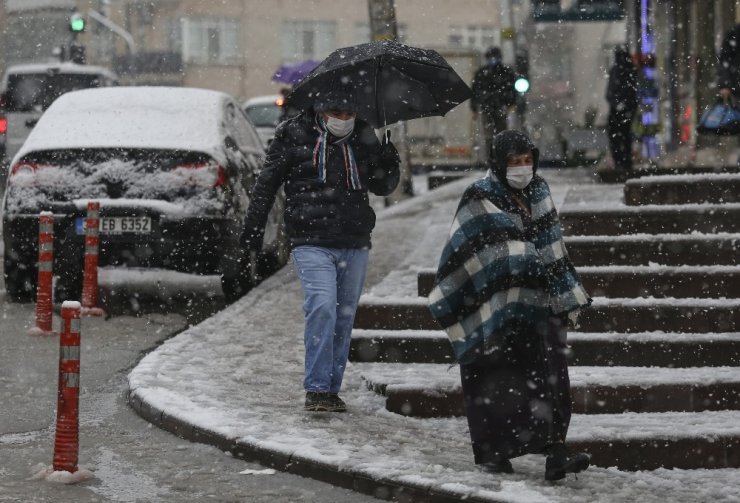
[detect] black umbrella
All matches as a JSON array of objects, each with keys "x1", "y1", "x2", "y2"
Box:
[{"x1": 286, "y1": 40, "x2": 473, "y2": 128}]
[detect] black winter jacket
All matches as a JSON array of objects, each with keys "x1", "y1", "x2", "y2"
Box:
[
  {"x1": 470, "y1": 61, "x2": 517, "y2": 114},
  {"x1": 719, "y1": 24, "x2": 740, "y2": 95},
  {"x1": 606, "y1": 57, "x2": 638, "y2": 113},
  {"x1": 243, "y1": 112, "x2": 400, "y2": 250}
]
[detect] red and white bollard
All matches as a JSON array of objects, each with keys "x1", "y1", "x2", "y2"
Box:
[
  {"x1": 53, "y1": 301, "x2": 81, "y2": 473},
  {"x1": 29, "y1": 212, "x2": 55, "y2": 336},
  {"x1": 81, "y1": 201, "x2": 105, "y2": 317}
]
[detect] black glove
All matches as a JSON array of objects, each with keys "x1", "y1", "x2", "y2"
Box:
[
  {"x1": 378, "y1": 130, "x2": 401, "y2": 166},
  {"x1": 240, "y1": 226, "x2": 263, "y2": 252}
]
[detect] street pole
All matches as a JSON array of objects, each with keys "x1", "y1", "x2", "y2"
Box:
[
  {"x1": 500, "y1": 0, "x2": 519, "y2": 129},
  {"x1": 367, "y1": 0, "x2": 414, "y2": 205}
]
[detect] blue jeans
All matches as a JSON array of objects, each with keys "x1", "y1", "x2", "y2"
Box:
[{"x1": 291, "y1": 246, "x2": 369, "y2": 393}]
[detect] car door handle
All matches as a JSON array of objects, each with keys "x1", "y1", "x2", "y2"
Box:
[{"x1": 25, "y1": 118, "x2": 38, "y2": 128}]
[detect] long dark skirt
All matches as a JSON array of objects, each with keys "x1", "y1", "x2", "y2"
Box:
[{"x1": 459, "y1": 317, "x2": 571, "y2": 464}]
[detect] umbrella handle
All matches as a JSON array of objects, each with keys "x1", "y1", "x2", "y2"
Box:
[{"x1": 383, "y1": 129, "x2": 392, "y2": 145}]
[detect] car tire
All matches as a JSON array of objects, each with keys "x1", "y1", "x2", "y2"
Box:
[{"x1": 3, "y1": 256, "x2": 35, "y2": 303}]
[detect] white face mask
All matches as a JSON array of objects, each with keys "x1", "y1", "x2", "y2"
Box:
[
  {"x1": 506, "y1": 165, "x2": 533, "y2": 190},
  {"x1": 325, "y1": 116, "x2": 355, "y2": 137}
]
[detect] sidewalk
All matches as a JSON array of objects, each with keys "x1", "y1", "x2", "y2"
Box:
[{"x1": 127, "y1": 168, "x2": 740, "y2": 503}]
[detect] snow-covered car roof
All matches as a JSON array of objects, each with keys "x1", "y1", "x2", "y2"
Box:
[
  {"x1": 1, "y1": 61, "x2": 117, "y2": 87},
  {"x1": 13, "y1": 86, "x2": 235, "y2": 166},
  {"x1": 243, "y1": 94, "x2": 283, "y2": 108}
]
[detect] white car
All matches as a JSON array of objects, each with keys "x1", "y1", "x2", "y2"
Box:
[
  {"x1": 242, "y1": 94, "x2": 285, "y2": 148},
  {"x1": 2, "y1": 86, "x2": 287, "y2": 303}
]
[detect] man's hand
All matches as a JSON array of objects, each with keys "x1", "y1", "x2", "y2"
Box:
[
  {"x1": 379, "y1": 130, "x2": 400, "y2": 166},
  {"x1": 720, "y1": 87, "x2": 732, "y2": 103}
]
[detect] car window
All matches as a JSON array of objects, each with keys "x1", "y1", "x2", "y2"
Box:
[
  {"x1": 225, "y1": 101, "x2": 263, "y2": 153},
  {"x1": 244, "y1": 102, "x2": 282, "y2": 128},
  {"x1": 4, "y1": 72, "x2": 104, "y2": 112}
]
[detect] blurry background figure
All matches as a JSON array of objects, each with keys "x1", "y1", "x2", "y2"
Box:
[
  {"x1": 470, "y1": 47, "x2": 517, "y2": 162},
  {"x1": 718, "y1": 23, "x2": 740, "y2": 104},
  {"x1": 606, "y1": 45, "x2": 638, "y2": 173}
]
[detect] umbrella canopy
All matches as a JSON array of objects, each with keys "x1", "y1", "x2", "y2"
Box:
[
  {"x1": 271, "y1": 59, "x2": 321, "y2": 86},
  {"x1": 286, "y1": 40, "x2": 472, "y2": 128}
]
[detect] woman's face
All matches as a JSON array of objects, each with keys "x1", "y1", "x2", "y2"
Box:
[{"x1": 506, "y1": 152, "x2": 533, "y2": 169}]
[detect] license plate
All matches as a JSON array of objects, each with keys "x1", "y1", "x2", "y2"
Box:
[{"x1": 76, "y1": 216, "x2": 152, "y2": 235}]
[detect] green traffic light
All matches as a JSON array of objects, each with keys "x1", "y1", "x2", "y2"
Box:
[
  {"x1": 70, "y1": 14, "x2": 85, "y2": 33},
  {"x1": 514, "y1": 77, "x2": 530, "y2": 94}
]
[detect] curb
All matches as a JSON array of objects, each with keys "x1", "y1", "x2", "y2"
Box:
[{"x1": 127, "y1": 388, "x2": 506, "y2": 503}]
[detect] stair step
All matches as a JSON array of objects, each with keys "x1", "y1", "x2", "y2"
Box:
[
  {"x1": 559, "y1": 204, "x2": 740, "y2": 235},
  {"x1": 355, "y1": 296, "x2": 740, "y2": 333},
  {"x1": 358, "y1": 363, "x2": 740, "y2": 417},
  {"x1": 624, "y1": 173, "x2": 740, "y2": 205},
  {"x1": 416, "y1": 265, "x2": 740, "y2": 298},
  {"x1": 595, "y1": 164, "x2": 740, "y2": 183},
  {"x1": 564, "y1": 234, "x2": 740, "y2": 266},
  {"x1": 350, "y1": 329, "x2": 740, "y2": 367}
]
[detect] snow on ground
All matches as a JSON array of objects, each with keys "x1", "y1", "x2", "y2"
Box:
[{"x1": 128, "y1": 169, "x2": 740, "y2": 502}]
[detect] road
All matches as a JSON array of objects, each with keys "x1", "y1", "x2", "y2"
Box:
[{"x1": 0, "y1": 241, "x2": 379, "y2": 502}]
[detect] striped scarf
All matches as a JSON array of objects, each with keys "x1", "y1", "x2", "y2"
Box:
[
  {"x1": 313, "y1": 115, "x2": 362, "y2": 190},
  {"x1": 428, "y1": 173, "x2": 591, "y2": 365}
]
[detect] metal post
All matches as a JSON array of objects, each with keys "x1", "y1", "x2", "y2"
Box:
[
  {"x1": 30, "y1": 212, "x2": 55, "y2": 336},
  {"x1": 53, "y1": 302, "x2": 82, "y2": 473},
  {"x1": 81, "y1": 201, "x2": 105, "y2": 317}
]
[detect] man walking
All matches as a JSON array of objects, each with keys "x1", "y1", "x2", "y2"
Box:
[
  {"x1": 606, "y1": 45, "x2": 638, "y2": 173},
  {"x1": 241, "y1": 84, "x2": 400, "y2": 412},
  {"x1": 471, "y1": 47, "x2": 517, "y2": 162},
  {"x1": 718, "y1": 23, "x2": 740, "y2": 103}
]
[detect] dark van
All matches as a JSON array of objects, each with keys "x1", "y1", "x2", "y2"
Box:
[{"x1": 0, "y1": 62, "x2": 117, "y2": 165}]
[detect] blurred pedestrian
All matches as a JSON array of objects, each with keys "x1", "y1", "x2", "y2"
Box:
[
  {"x1": 429, "y1": 130, "x2": 592, "y2": 480},
  {"x1": 471, "y1": 47, "x2": 517, "y2": 162},
  {"x1": 606, "y1": 45, "x2": 638, "y2": 172},
  {"x1": 241, "y1": 82, "x2": 400, "y2": 413},
  {"x1": 718, "y1": 24, "x2": 740, "y2": 103}
]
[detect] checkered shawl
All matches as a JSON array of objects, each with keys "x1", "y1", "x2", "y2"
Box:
[{"x1": 428, "y1": 173, "x2": 591, "y2": 365}]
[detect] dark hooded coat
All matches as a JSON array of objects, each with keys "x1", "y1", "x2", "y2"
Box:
[
  {"x1": 719, "y1": 24, "x2": 740, "y2": 96},
  {"x1": 432, "y1": 130, "x2": 589, "y2": 464}
]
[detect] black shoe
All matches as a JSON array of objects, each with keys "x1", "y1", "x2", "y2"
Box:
[
  {"x1": 328, "y1": 393, "x2": 347, "y2": 412},
  {"x1": 544, "y1": 444, "x2": 590, "y2": 481},
  {"x1": 479, "y1": 459, "x2": 514, "y2": 474},
  {"x1": 304, "y1": 392, "x2": 346, "y2": 412}
]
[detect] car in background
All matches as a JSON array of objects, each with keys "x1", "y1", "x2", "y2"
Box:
[
  {"x1": 0, "y1": 62, "x2": 118, "y2": 165},
  {"x1": 242, "y1": 94, "x2": 286, "y2": 147},
  {"x1": 2, "y1": 86, "x2": 287, "y2": 303}
]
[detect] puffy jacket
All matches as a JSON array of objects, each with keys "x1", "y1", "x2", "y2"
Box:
[
  {"x1": 470, "y1": 61, "x2": 517, "y2": 113},
  {"x1": 243, "y1": 112, "x2": 400, "y2": 250},
  {"x1": 719, "y1": 24, "x2": 740, "y2": 95}
]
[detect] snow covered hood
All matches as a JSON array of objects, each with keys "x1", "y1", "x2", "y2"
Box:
[{"x1": 13, "y1": 86, "x2": 233, "y2": 166}]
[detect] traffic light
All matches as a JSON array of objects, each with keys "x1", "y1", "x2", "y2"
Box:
[
  {"x1": 514, "y1": 52, "x2": 530, "y2": 94},
  {"x1": 69, "y1": 12, "x2": 86, "y2": 33}
]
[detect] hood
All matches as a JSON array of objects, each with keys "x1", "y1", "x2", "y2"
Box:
[{"x1": 489, "y1": 130, "x2": 539, "y2": 184}]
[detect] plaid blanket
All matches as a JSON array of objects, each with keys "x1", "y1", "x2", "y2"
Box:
[{"x1": 428, "y1": 173, "x2": 591, "y2": 364}]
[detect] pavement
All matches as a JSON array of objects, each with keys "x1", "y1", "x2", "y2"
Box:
[{"x1": 126, "y1": 168, "x2": 740, "y2": 503}]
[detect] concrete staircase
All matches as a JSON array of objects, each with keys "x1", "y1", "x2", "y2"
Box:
[{"x1": 350, "y1": 172, "x2": 740, "y2": 471}]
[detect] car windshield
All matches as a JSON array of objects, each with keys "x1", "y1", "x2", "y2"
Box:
[
  {"x1": 245, "y1": 103, "x2": 282, "y2": 128},
  {"x1": 4, "y1": 72, "x2": 103, "y2": 112},
  {"x1": 3, "y1": 149, "x2": 228, "y2": 215}
]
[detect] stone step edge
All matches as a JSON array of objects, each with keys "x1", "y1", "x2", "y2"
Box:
[
  {"x1": 360, "y1": 366, "x2": 740, "y2": 416},
  {"x1": 360, "y1": 295, "x2": 740, "y2": 308},
  {"x1": 352, "y1": 328, "x2": 740, "y2": 343}
]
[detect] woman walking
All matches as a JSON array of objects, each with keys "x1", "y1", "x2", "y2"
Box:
[{"x1": 428, "y1": 130, "x2": 591, "y2": 480}]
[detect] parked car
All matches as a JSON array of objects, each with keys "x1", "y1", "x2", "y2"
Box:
[
  {"x1": 242, "y1": 94, "x2": 285, "y2": 147},
  {"x1": 2, "y1": 86, "x2": 287, "y2": 303},
  {"x1": 0, "y1": 62, "x2": 118, "y2": 165}
]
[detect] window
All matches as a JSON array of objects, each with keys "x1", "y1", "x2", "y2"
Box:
[
  {"x1": 448, "y1": 25, "x2": 498, "y2": 51},
  {"x1": 281, "y1": 20, "x2": 336, "y2": 62},
  {"x1": 176, "y1": 18, "x2": 240, "y2": 65}
]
